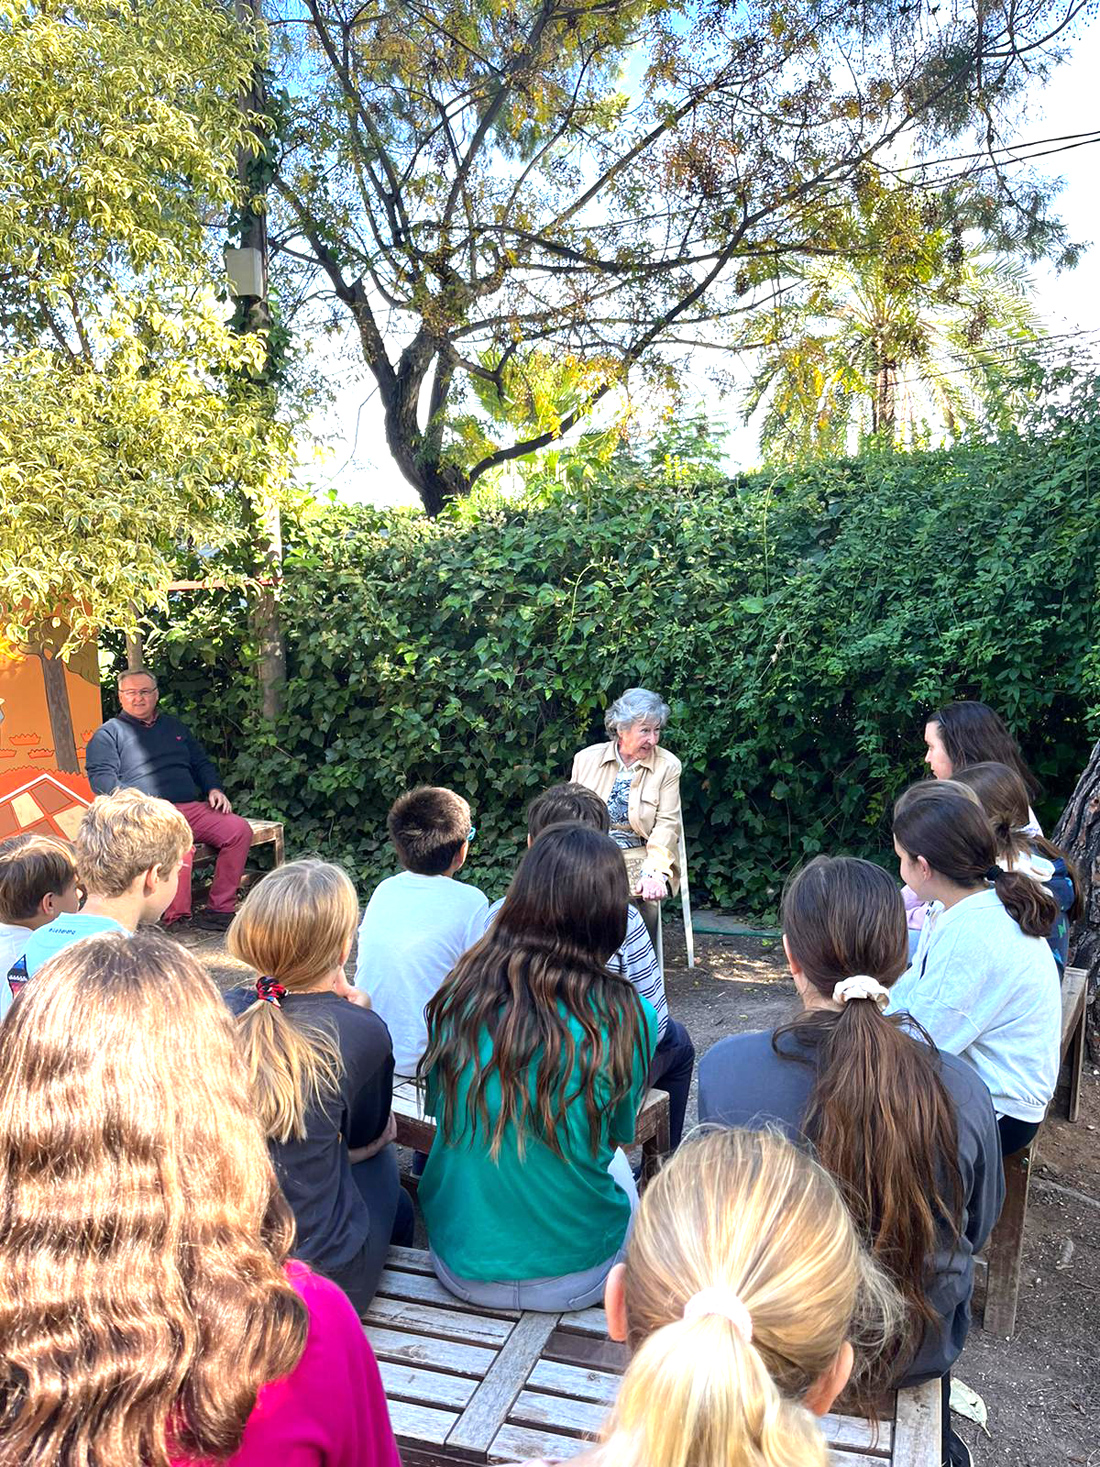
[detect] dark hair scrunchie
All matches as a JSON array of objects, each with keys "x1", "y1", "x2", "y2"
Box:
[
  {"x1": 256, "y1": 975, "x2": 287, "y2": 1006},
  {"x1": 985, "y1": 865, "x2": 1006, "y2": 882}
]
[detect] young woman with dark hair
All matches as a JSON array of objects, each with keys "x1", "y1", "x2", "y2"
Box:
[
  {"x1": 0, "y1": 932, "x2": 400, "y2": 1467},
  {"x1": 698, "y1": 856, "x2": 1003, "y2": 1466},
  {"x1": 419, "y1": 822, "x2": 657, "y2": 1310},
  {"x1": 890, "y1": 780, "x2": 1061, "y2": 1158},
  {"x1": 923, "y1": 701, "x2": 1041, "y2": 813},
  {"x1": 953, "y1": 761, "x2": 1080, "y2": 972}
]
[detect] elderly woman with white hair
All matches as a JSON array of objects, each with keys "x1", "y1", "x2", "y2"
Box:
[
  {"x1": 570, "y1": 687, "x2": 694, "y2": 1150},
  {"x1": 571, "y1": 688, "x2": 683, "y2": 933}
]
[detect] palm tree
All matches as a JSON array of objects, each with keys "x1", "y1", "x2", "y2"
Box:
[{"x1": 741, "y1": 180, "x2": 1042, "y2": 462}]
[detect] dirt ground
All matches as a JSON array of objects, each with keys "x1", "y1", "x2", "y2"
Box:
[{"x1": 191, "y1": 919, "x2": 1100, "y2": 1467}]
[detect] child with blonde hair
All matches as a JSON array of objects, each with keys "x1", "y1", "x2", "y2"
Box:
[
  {"x1": 18, "y1": 788, "x2": 190, "y2": 977},
  {"x1": 227, "y1": 859, "x2": 413, "y2": 1314},
  {"x1": 0, "y1": 931, "x2": 401, "y2": 1467},
  {"x1": 0, "y1": 833, "x2": 80, "y2": 1017},
  {"x1": 516, "y1": 1128, "x2": 900, "y2": 1467}
]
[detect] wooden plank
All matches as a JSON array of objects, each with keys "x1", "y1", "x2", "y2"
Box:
[
  {"x1": 376, "y1": 1266, "x2": 521, "y2": 1319},
  {"x1": 820, "y1": 1411, "x2": 893, "y2": 1456},
  {"x1": 543, "y1": 1328, "x2": 628, "y2": 1373},
  {"x1": 364, "y1": 1324, "x2": 497, "y2": 1376},
  {"x1": 509, "y1": 1389, "x2": 607, "y2": 1437},
  {"x1": 527, "y1": 1358, "x2": 620, "y2": 1405},
  {"x1": 386, "y1": 1397, "x2": 460, "y2": 1447},
  {"x1": 489, "y1": 1423, "x2": 592, "y2": 1464},
  {"x1": 377, "y1": 1361, "x2": 477, "y2": 1411},
  {"x1": 557, "y1": 1307, "x2": 610, "y2": 1337},
  {"x1": 891, "y1": 1378, "x2": 941, "y2": 1467},
  {"x1": 386, "y1": 1244, "x2": 441, "y2": 1274},
  {"x1": 1061, "y1": 966, "x2": 1087, "y2": 1123},
  {"x1": 365, "y1": 1294, "x2": 515, "y2": 1346},
  {"x1": 446, "y1": 1312, "x2": 559, "y2": 1455}
]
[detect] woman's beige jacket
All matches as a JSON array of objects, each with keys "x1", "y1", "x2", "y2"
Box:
[{"x1": 570, "y1": 740, "x2": 682, "y2": 893}]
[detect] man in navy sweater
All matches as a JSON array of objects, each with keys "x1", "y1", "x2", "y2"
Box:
[{"x1": 85, "y1": 670, "x2": 253, "y2": 930}]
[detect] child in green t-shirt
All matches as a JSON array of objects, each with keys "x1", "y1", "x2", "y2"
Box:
[{"x1": 418, "y1": 823, "x2": 656, "y2": 1311}]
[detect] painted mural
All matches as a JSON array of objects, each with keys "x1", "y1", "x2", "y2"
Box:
[{"x1": 0, "y1": 645, "x2": 101, "y2": 842}]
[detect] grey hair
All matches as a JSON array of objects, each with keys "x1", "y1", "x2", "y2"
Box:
[
  {"x1": 604, "y1": 687, "x2": 670, "y2": 736},
  {"x1": 117, "y1": 669, "x2": 158, "y2": 690}
]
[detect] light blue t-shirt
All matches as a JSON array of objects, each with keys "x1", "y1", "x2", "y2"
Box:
[
  {"x1": 19, "y1": 913, "x2": 131, "y2": 977},
  {"x1": 888, "y1": 888, "x2": 1060, "y2": 1123}
]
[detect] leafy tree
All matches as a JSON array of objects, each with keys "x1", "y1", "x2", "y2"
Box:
[
  {"x1": 740, "y1": 176, "x2": 1043, "y2": 460},
  {"x1": 267, "y1": 0, "x2": 1082, "y2": 514},
  {"x1": 0, "y1": 0, "x2": 297, "y2": 652}
]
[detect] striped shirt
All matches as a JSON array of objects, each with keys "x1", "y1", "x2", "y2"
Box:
[{"x1": 481, "y1": 899, "x2": 668, "y2": 1042}]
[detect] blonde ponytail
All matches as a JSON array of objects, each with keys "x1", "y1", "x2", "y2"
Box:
[
  {"x1": 605, "y1": 1314, "x2": 829, "y2": 1467},
  {"x1": 228, "y1": 860, "x2": 360, "y2": 1143},
  {"x1": 601, "y1": 1130, "x2": 901, "y2": 1467}
]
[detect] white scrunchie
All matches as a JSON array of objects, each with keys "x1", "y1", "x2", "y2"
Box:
[
  {"x1": 832, "y1": 975, "x2": 890, "y2": 1010},
  {"x1": 682, "y1": 1286, "x2": 753, "y2": 1343}
]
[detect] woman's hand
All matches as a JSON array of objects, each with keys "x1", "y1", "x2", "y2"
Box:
[
  {"x1": 347, "y1": 1113, "x2": 397, "y2": 1164},
  {"x1": 636, "y1": 873, "x2": 669, "y2": 902}
]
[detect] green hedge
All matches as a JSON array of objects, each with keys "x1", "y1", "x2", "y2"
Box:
[{"x1": 123, "y1": 409, "x2": 1100, "y2": 915}]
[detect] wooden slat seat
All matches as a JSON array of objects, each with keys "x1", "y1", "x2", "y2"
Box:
[
  {"x1": 368, "y1": 1245, "x2": 940, "y2": 1467},
  {"x1": 981, "y1": 964, "x2": 1087, "y2": 1337},
  {"x1": 391, "y1": 1081, "x2": 671, "y2": 1184},
  {"x1": 191, "y1": 817, "x2": 284, "y2": 868}
]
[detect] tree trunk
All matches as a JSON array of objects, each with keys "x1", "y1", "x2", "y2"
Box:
[
  {"x1": 873, "y1": 357, "x2": 897, "y2": 436},
  {"x1": 252, "y1": 500, "x2": 286, "y2": 719},
  {"x1": 1053, "y1": 739, "x2": 1100, "y2": 1049},
  {"x1": 1054, "y1": 740, "x2": 1100, "y2": 976},
  {"x1": 35, "y1": 650, "x2": 80, "y2": 774},
  {"x1": 234, "y1": 0, "x2": 285, "y2": 714}
]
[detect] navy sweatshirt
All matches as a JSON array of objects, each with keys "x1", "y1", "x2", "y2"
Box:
[{"x1": 85, "y1": 712, "x2": 222, "y2": 804}]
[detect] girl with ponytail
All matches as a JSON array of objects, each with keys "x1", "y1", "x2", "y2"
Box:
[
  {"x1": 514, "y1": 1129, "x2": 900, "y2": 1467},
  {"x1": 228, "y1": 859, "x2": 414, "y2": 1314},
  {"x1": 699, "y1": 855, "x2": 1003, "y2": 1467},
  {"x1": 953, "y1": 761, "x2": 1080, "y2": 972},
  {"x1": 890, "y1": 781, "x2": 1061, "y2": 1159}
]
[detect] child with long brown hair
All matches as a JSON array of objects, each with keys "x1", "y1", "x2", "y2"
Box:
[
  {"x1": 511, "y1": 1128, "x2": 901, "y2": 1467},
  {"x1": 0, "y1": 931, "x2": 400, "y2": 1467},
  {"x1": 227, "y1": 859, "x2": 413, "y2": 1315},
  {"x1": 419, "y1": 822, "x2": 657, "y2": 1310},
  {"x1": 699, "y1": 855, "x2": 1003, "y2": 1467},
  {"x1": 953, "y1": 760, "x2": 1080, "y2": 972},
  {"x1": 890, "y1": 779, "x2": 1061, "y2": 1159}
]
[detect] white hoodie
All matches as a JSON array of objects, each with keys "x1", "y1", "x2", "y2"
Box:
[{"x1": 889, "y1": 888, "x2": 1061, "y2": 1122}]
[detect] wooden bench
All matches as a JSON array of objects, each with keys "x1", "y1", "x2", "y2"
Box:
[
  {"x1": 391, "y1": 1080, "x2": 671, "y2": 1184},
  {"x1": 982, "y1": 964, "x2": 1087, "y2": 1337},
  {"x1": 191, "y1": 817, "x2": 284, "y2": 869},
  {"x1": 368, "y1": 1245, "x2": 940, "y2": 1467}
]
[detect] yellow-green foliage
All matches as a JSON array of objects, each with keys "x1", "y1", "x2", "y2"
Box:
[{"x1": 0, "y1": 0, "x2": 295, "y2": 649}]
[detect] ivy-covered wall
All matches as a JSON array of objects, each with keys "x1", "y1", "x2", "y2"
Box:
[{"x1": 119, "y1": 415, "x2": 1100, "y2": 915}]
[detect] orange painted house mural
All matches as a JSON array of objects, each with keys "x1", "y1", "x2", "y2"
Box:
[{"x1": 0, "y1": 645, "x2": 101, "y2": 843}]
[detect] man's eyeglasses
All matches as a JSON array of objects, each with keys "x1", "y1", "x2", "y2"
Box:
[{"x1": 467, "y1": 827, "x2": 477, "y2": 842}]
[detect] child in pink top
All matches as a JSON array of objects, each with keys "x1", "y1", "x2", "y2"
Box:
[
  {"x1": 0, "y1": 930, "x2": 401, "y2": 1467},
  {"x1": 179, "y1": 1263, "x2": 399, "y2": 1467}
]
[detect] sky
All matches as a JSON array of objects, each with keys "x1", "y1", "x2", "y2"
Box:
[{"x1": 296, "y1": 20, "x2": 1100, "y2": 510}]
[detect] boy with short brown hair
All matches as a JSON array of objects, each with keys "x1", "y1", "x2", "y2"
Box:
[
  {"x1": 0, "y1": 834, "x2": 80, "y2": 1017},
  {"x1": 19, "y1": 789, "x2": 192, "y2": 978},
  {"x1": 357, "y1": 786, "x2": 488, "y2": 1077}
]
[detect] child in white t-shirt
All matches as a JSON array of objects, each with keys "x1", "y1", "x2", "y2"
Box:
[
  {"x1": 0, "y1": 834, "x2": 81, "y2": 1019},
  {"x1": 357, "y1": 787, "x2": 487, "y2": 1079}
]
